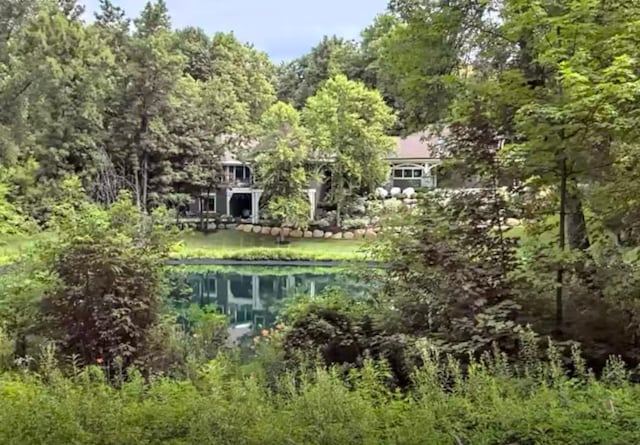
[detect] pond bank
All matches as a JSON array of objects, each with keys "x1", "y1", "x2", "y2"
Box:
[{"x1": 165, "y1": 258, "x2": 382, "y2": 267}]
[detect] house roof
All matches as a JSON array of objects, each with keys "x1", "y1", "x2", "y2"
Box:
[
  {"x1": 220, "y1": 131, "x2": 447, "y2": 165},
  {"x1": 389, "y1": 132, "x2": 444, "y2": 161}
]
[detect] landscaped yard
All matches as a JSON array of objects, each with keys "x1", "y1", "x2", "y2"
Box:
[
  {"x1": 0, "y1": 230, "x2": 368, "y2": 265},
  {"x1": 175, "y1": 230, "x2": 368, "y2": 261}
]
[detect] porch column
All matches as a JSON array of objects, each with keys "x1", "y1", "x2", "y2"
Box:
[
  {"x1": 286, "y1": 275, "x2": 295, "y2": 294},
  {"x1": 252, "y1": 274, "x2": 260, "y2": 309},
  {"x1": 226, "y1": 189, "x2": 232, "y2": 216},
  {"x1": 307, "y1": 189, "x2": 317, "y2": 221},
  {"x1": 251, "y1": 189, "x2": 263, "y2": 224},
  {"x1": 424, "y1": 163, "x2": 435, "y2": 188},
  {"x1": 432, "y1": 164, "x2": 438, "y2": 188}
]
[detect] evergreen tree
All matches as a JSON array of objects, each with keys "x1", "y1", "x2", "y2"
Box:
[{"x1": 175, "y1": 27, "x2": 212, "y2": 81}]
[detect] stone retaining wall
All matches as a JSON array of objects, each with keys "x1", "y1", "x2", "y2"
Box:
[{"x1": 235, "y1": 224, "x2": 380, "y2": 239}]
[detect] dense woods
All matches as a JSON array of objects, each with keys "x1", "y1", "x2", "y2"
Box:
[{"x1": 2, "y1": 0, "x2": 640, "y2": 443}]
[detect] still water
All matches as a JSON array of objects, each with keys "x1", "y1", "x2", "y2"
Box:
[{"x1": 169, "y1": 267, "x2": 366, "y2": 339}]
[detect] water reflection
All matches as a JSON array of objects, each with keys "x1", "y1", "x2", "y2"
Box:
[{"x1": 171, "y1": 268, "x2": 364, "y2": 332}]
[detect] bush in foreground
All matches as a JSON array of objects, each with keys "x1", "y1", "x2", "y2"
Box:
[{"x1": 0, "y1": 349, "x2": 639, "y2": 445}]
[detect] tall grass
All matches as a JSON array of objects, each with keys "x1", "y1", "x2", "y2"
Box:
[{"x1": 0, "y1": 347, "x2": 638, "y2": 445}]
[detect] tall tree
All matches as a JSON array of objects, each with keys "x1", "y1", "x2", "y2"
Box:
[
  {"x1": 175, "y1": 27, "x2": 211, "y2": 81},
  {"x1": 210, "y1": 32, "x2": 276, "y2": 131},
  {"x1": 9, "y1": 5, "x2": 113, "y2": 182},
  {"x1": 161, "y1": 74, "x2": 245, "y2": 228},
  {"x1": 379, "y1": 0, "x2": 640, "y2": 331},
  {"x1": 94, "y1": 0, "x2": 130, "y2": 51},
  {"x1": 56, "y1": 0, "x2": 85, "y2": 20},
  {"x1": 303, "y1": 75, "x2": 395, "y2": 226},
  {"x1": 277, "y1": 35, "x2": 363, "y2": 109},
  {"x1": 378, "y1": 0, "x2": 490, "y2": 129},
  {"x1": 108, "y1": 0, "x2": 184, "y2": 210},
  {"x1": 255, "y1": 102, "x2": 310, "y2": 237}
]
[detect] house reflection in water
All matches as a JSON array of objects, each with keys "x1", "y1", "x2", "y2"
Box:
[{"x1": 183, "y1": 269, "x2": 363, "y2": 330}]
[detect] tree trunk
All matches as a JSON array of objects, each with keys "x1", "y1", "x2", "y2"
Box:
[
  {"x1": 566, "y1": 183, "x2": 590, "y2": 251},
  {"x1": 556, "y1": 157, "x2": 567, "y2": 331},
  {"x1": 141, "y1": 151, "x2": 148, "y2": 212},
  {"x1": 138, "y1": 114, "x2": 149, "y2": 212},
  {"x1": 335, "y1": 174, "x2": 343, "y2": 228},
  {"x1": 566, "y1": 181, "x2": 602, "y2": 297},
  {"x1": 134, "y1": 169, "x2": 141, "y2": 210},
  {"x1": 14, "y1": 333, "x2": 26, "y2": 359},
  {"x1": 199, "y1": 196, "x2": 205, "y2": 232},
  {"x1": 203, "y1": 186, "x2": 211, "y2": 233}
]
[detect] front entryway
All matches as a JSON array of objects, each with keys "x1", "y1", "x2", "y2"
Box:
[{"x1": 229, "y1": 193, "x2": 252, "y2": 218}]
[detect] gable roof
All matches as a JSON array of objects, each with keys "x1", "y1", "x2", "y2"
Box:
[
  {"x1": 389, "y1": 132, "x2": 444, "y2": 161},
  {"x1": 220, "y1": 131, "x2": 447, "y2": 165}
]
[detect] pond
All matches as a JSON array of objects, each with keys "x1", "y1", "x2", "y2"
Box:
[{"x1": 168, "y1": 266, "x2": 369, "y2": 343}]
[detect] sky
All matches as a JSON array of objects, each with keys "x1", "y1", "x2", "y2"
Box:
[{"x1": 83, "y1": 0, "x2": 389, "y2": 62}]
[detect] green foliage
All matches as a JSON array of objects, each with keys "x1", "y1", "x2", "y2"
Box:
[
  {"x1": 140, "y1": 304, "x2": 228, "y2": 376},
  {"x1": 0, "y1": 180, "x2": 28, "y2": 236},
  {"x1": 378, "y1": 0, "x2": 488, "y2": 129},
  {"x1": 172, "y1": 246, "x2": 365, "y2": 262},
  {"x1": 40, "y1": 191, "x2": 177, "y2": 369},
  {"x1": 267, "y1": 196, "x2": 310, "y2": 231},
  {"x1": 279, "y1": 290, "x2": 417, "y2": 388},
  {"x1": 0, "y1": 261, "x2": 54, "y2": 360},
  {"x1": 277, "y1": 35, "x2": 364, "y2": 109},
  {"x1": 374, "y1": 188, "x2": 522, "y2": 357},
  {"x1": 256, "y1": 102, "x2": 310, "y2": 230},
  {"x1": 303, "y1": 75, "x2": 396, "y2": 225},
  {"x1": 0, "y1": 351, "x2": 638, "y2": 444}
]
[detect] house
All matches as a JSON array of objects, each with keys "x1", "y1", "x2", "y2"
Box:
[
  {"x1": 387, "y1": 131, "x2": 442, "y2": 190},
  {"x1": 188, "y1": 132, "x2": 444, "y2": 224}
]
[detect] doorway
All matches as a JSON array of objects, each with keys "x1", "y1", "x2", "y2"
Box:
[{"x1": 229, "y1": 193, "x2": 252, "y2": 218}]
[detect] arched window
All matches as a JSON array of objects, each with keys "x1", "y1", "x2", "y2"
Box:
[{"x1": 391, "y1": 164, "x2": 430, "y2": 179}]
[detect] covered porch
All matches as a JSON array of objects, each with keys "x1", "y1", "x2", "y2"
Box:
[{"x1": 225, "y1": 188, "x2": 318, "y2": 224}]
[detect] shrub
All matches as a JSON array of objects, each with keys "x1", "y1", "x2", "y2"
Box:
[
  {"x1": 374, "y1": 188, "x2": 521, "y2": 358},
  {"x1": 315, "y1": 218, "x2": 331, "y2": 229},
  {"x1": 346, "y1": 198, "x2": 367, "y2": 217},
  {"x1": 342, "y1": 218, "x2": 369, "y2": 230},
  {"x1": 383, "y1": 198, "x2": 403, "y2": 214},
  {"x1": 281, "y1": 291, "x2": 417, "y2": 387},
  {"x1": 140, "y1": 305, "x2": 228, "y2": 376},
  {"x1": 40, "y1": 192, "x2": 177, "y2": 370},
  {"x1": 365, "y1": 199, "x2": 383, "y2": 217}
]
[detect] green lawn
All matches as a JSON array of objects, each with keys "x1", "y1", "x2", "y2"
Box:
[
  {"x1": 0, "y1": 230, "x2": 367, "y2": 264},
  {"x1": 175, "y1": 231, "x2": 368, "y2": 261}
]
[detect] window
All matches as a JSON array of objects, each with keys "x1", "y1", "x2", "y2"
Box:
[
  {"x1": 224, "y1": 166, "x2": 252, "y2": 183},
  {"x1": 206, "y1": 277, "x2": 217, "y2": 296},
  {"x1": 391, "y1": 165, "x2": 433, "y2": 185},
  {"x1": 234, "y1": 166, "x2": 244, "y2": 180},
  {"x1": 200, "y1": 195, "x2": 216, "y2": 212}
]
